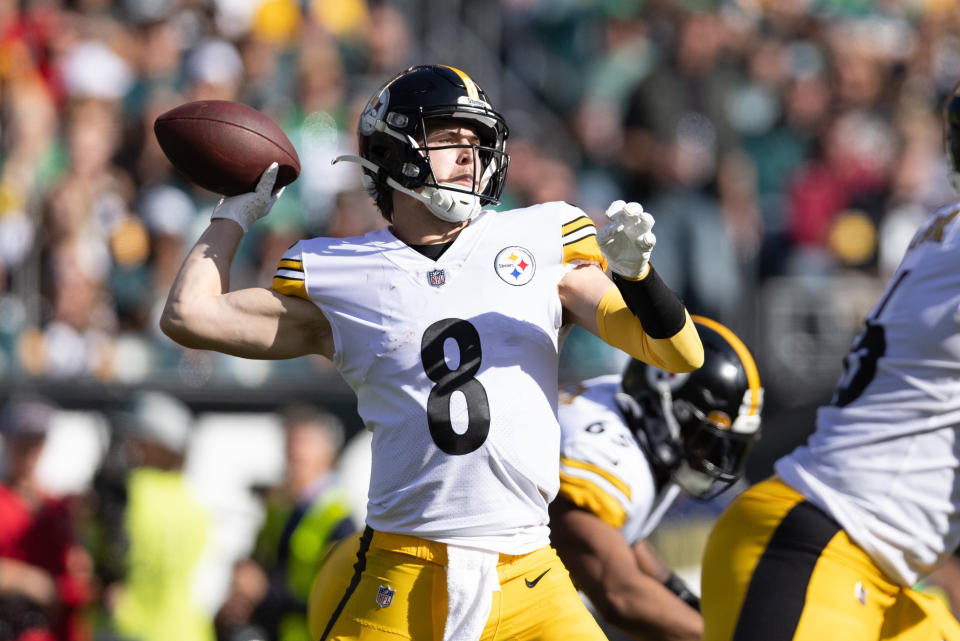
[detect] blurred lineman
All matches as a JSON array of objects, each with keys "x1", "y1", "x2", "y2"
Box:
[
  {"x1": 161, "y1": 64, "x2": 703, "y2": 640},
  {"x1": 550, "y1": 316, "x2": 763, "y2": 641},
  {"x1": 700, "y1": 84, "x2": 960, "y2": 641}
]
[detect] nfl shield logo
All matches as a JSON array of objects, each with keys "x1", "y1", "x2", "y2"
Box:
[
  {"x1": 427, "y1": 269, "x2": 446, "y2": 288},
  {"x1": 376, "y1": 585, "x2": 395, "y2": 608}
]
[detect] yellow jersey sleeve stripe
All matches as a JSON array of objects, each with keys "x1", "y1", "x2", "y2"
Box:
[
  {"x1": 277, "y1": 259, "x2": 303, "y2": 271},
  {"x1": 439, "y1": 65, "x2": 479, "y2": 100},
  {"x1": 561, "y1": 216, "x2": 594, "y2": 237},
  {"x1": 558, "y1": 471, "x2": 628, "y2": 529},
  {"x1": 562, "y1": 235, "x2": 608, "y2": 271},
  {"x1": 271, "y1": 277, "x2": 309, "y2": 300},
  {"x1": 691, "y1": 315, "x2": 762, "y2": 416},
  {"x1": 561, "y1": 456, "x2": 631, "y2": 499}
]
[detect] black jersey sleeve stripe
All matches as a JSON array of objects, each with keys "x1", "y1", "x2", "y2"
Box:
[
  {"x1": 562, "y1": 218, "x2": 595, "y2": 237},
  {"x1": 563, "y1": 233, "x2": 597, "y2": 247},
  {"x1": 562, "y1": 213, "x2": 592, "y2": 227},
  {"x1": 277, "y1": 259, "x2": 303, "y2": 271}
]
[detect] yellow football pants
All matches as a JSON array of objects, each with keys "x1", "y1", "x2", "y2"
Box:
[
  {"x1": 308, "y1": 528, "x2": 607, "y2": 640},
  {"x1": 701, "y1": 476, "x2": 960, "y2": 641}
]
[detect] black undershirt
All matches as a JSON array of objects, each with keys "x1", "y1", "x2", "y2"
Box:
[{"x1": 408, "y1": 241, "x2": 454, "y2": 261}]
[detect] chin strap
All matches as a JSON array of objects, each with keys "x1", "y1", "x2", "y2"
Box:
[{"x1": 332, "y1": 154, "x2": 480, "y2": 223}]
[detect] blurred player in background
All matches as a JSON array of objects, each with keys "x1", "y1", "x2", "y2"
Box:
[
  {"x1": 160, "y1": 63, "x2": 703, "y2": 640},
  {"x1": 551, "y1": 316, "x2": 762, "y2": 641},
  {"x1": 700, "y1": 83, "x2": 960, "y2": 641}
]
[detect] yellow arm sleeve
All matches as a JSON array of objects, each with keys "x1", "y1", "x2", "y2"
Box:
[{"x1": 595, "y1": 287, "x2": 704, "y2": 372}]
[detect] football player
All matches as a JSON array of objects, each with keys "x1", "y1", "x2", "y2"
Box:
[
  {"x1": 699, "y1": 83, "x2": 960, "y2": 641},
  {"x1": 160, "y1": 64, "x2": 704, "y2": 640},
  {"x1": 551, "y1": 316, "x2": 762, "y2": 641}
]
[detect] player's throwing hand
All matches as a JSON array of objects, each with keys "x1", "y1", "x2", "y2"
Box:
[
  {"x1": 597, "y1": 199, "x2": 656, "y2": 279},
  {"x1": 211, "y1": 162, "x2": 284, "y2": 232}
]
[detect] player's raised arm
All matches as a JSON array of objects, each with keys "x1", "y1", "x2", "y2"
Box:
[
  {"x1": 160, "y1": 165, "x2": 333, "y2": 360},
  {"x1": 559, "y1": 200, "x2": 703, "y2": 373}
]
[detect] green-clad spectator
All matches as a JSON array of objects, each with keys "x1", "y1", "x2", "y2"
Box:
[{"x1": 219, "y1": 404, "x2": 355, "y2": 641}]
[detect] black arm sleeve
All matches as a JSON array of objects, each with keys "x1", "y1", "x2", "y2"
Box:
[{"x1": 612, "y1": 266, "x2": 687, "y2": 339}]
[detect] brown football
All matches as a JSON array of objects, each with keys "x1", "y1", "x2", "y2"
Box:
[{"x1": 154, "y1": 100, "x2": 301, "y2": 196}]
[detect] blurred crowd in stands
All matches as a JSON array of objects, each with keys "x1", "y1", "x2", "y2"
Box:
[
  {"x1": 4, "y1": 1, "x2": 960, "y2": 637},
  {"x1": 2, "y1": 0, "x2": 959, "y2": 389}
]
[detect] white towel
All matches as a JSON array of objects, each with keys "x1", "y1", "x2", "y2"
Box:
[{"x1": 442, "y1": 545, "x2": 501, "y2": 641}]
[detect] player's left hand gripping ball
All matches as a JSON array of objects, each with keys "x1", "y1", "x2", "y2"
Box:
[
  {"x1": 211, "y1": 162, "x2": 285, "y2": 233},
  {"x1": 597, "y1": 200, "x2": 656, "y2": 279}
]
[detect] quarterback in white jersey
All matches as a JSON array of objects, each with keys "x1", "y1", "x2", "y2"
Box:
[
  {"x1": 161, "y1": 64, "x2": 702, "y2": 641},
  {"x1": 700, "y1": 84, "x2": 960, "y2": 641},
  {"x1": 274, "y1": 200, "x2": 624, "y2": 553},
  {"x1": 551, "y1": 316, "x2": 763, "y2": 641}
]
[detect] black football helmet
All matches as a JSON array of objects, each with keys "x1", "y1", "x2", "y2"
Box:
[
  {"x1": 618, "y1": 316, "x2": 764, "y2": 500},
  {"x1": 945, "y1": 81, "x2": 960, "y2": 194},
  {"x1": 333, "y1": 64, "x2": 509, "y2": 222}
]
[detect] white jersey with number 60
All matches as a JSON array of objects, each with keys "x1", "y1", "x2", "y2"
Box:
[
  {"x1": 272, "y1": 202, "x2": 607, "y2": 554},
  {"x1": 776, "y1": 201, "x2": 960, "y2": 586}
]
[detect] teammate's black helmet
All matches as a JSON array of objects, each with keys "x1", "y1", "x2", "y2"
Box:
[
  {"x1": 945, "y1": 81, "x2": 960, "y2": 193},
  {"x1": 620, "y1": 316, "x2": 763, "y2": 499},
  {"x1": 344, "y1": 64, "x2": 510, "y2": 222}
]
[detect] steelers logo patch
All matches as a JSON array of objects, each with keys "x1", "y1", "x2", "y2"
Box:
[
  {"x1": 494, "y1": 246, "x2": 536, "y2": 286},
  {"x1": 359, "y1": 87, "x2": 389, "y2": 135}
]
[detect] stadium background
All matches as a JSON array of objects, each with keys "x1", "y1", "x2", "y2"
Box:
[{"x1": 1, "y1": 0, "x2": 959, "y2": 632}]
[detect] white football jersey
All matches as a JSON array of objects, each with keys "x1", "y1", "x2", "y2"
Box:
[
  {"x1": 557, "y1": 376, "x2": 676, "y2": 538},
  {"x1": 776, "y1": 201, "x2": 960, "y2": 586},
  {"x1": 272, "y1": 202, "x2": 606, "y2": 554}
]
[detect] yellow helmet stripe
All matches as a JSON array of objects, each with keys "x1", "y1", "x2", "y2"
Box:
[
  {"x1": 691, "y1": 315, "x2": 762, "y2": 416},
  {"x1": 440, "y1": 64, "x2": 480, "y2": 100}
]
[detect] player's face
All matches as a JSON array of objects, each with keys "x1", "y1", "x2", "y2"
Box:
[{"x1": 423, "y1": 121, "x2": 487, "y2": 192}]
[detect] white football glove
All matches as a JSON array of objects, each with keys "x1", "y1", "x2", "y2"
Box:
[
  {"x1": 596, "y1": 199, "x2": 656, "y2": 279},
  {"x1": 211, "y1": 162, "x2": 285, "y2": 232}
]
